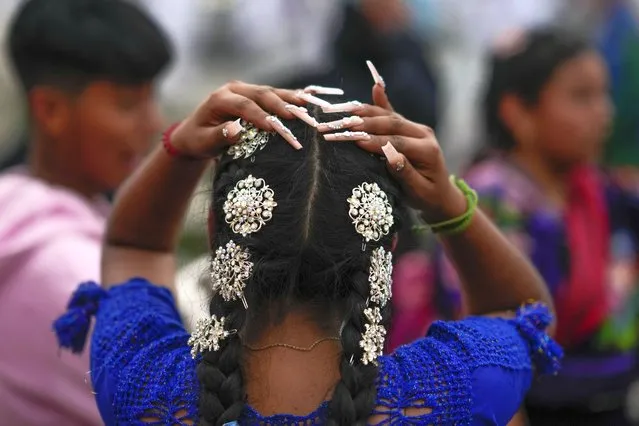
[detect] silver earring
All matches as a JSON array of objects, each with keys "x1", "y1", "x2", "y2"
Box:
[
  {"x1": 347, "y1": 182, "x2": 394, "y2": 242},
  {"x1": 210, "y1": 240, "x2": 253, "y2": 309},
  {"x1": 187, "y1": 315, "x2": 233, "y2": 359},
  {"x1": 227, "y1": 120, "x2": 272, "y2": 159},
  {"x1": 223, "y1": 175, "x2": 277, "y2": 237}
]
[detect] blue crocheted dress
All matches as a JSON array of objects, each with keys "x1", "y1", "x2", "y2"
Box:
[{"x1": 54, "y1": 278, "x2": 562, "y2": 425}]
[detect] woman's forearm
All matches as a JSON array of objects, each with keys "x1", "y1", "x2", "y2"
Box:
[
  {"x1": 105, "y1": 146, "x2": 210, "y2": 252},
  {"x1": 439, "y1": 209, "x2": 553, "y2": 315}
]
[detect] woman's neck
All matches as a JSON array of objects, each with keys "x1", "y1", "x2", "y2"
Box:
[
  {"x1": 243, "y1": 313, "x2": 342, "y2": 416},
  {"x1": 509, "y1": 149, "x2": 569, "y2": 209}
]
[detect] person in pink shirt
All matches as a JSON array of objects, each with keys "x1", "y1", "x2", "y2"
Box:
[{"x1": 0, "y1": 0, "x2": 172, "y2": 423}]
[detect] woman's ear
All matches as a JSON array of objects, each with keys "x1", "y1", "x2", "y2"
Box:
[{"x1": 499, "y1": 93, "x2": 535, "y2": 146}]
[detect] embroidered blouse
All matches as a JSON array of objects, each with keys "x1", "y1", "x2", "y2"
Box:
[
  {"x1": 54, "y1": 278, "x2": 561, "y2": 425},
  {"x1": 432, "y1": 158, "x2": 639, "y2": 407}
]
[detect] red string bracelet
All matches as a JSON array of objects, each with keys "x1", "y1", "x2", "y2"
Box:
[{"x1": 161, "y1": 122, "x2": 192, "y2": 159}]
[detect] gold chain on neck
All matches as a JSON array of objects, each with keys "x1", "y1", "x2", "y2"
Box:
[{"x1": 243, "y1": 336, "x2": 341, "y2": 352}]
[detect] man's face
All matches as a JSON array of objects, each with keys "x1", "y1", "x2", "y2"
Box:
[{"x1": 64, "y1": 81, "x2": 163, "y2": 192}]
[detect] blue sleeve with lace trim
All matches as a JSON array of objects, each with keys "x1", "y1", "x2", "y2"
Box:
[
  {"x1": 53, "y1": 278, "x2": 199, "y2": 425},
  {"x1": 374, "y1": 304, "x2": 561, "y2": 425}
]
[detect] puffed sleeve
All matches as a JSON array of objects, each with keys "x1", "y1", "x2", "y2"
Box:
[
  {"x1": 376, "y1": 303, "x2": 561, "y2": 425},
  {"x1": 54, "y1": 278, "x2": 199, "y2": 425}
]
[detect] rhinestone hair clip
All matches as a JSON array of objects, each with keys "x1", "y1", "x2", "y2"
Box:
[
  {"x1": 368, "y1": 247, "x2": 393, "y2": 307},
  {"x1": 347, "y1": 182, "x2": 394, "y2": 242},
  {"x1": 224, "y1": 175, "x2": 277, "y2": 237},
  {"x1": 359, "y1": 306, "x2": 387, "y2": 365},
  {"x1": 210, "y1": 240, "x2": 254, "y2": 309},
  {"x1": 358, "y1": 247, "x2": 393, "y2": 366},
  {"x1": 187, "y1": 315, "x2": 235, "y2": 358},
  {"x1": 227, "y1": 120, "x2": 272, "y2": 159}
]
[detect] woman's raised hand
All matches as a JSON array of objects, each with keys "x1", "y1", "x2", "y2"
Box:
[
  {"x1": 170, "y1": 81, "x2": 305, "y2": 158},
  {"x1": 322, "y1": 83, "x2": 467, "y2": 224}
]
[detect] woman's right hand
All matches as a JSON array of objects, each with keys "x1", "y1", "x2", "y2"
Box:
[{"x1": 170, "y1": 81, "x2": 305, "y2": 159}]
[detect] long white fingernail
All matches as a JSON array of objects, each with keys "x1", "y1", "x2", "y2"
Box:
[
  {"x1": 296, "y1": 91, "x2": 332, "y2": 108},
  {"x1": 322, "y1": 101, "x2": 363, "y2": 113},
  {"x1": 366, "y1": 60, "x2": 386, "y2": 88},
  {"x1": 317, "y1": 116, "x2": 364, "y2": 132},
  {"x1": 303, "y1": 85, "x2": 345, "y2": 96},
  {"x1": 323, "y1": 131, "x2": 371, "y2": 141},
  {"x1": 267, "y1": 115, "x2": 303, "y2": 150},
  {"x1": 285, "y1": 104, "x2": 318, "y2": 127}
]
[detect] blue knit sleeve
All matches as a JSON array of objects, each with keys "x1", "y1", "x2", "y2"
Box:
[
  {"x1": 375, "y1": 303, "x2": 561, "y2": 425},
  {"x1": 53, "y1": 278, "x2": 199, "y2": 425}
]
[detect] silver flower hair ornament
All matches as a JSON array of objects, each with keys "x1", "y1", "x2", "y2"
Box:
[
  {"x1": 369, "y1": 247, "x2": 393, "y2": 307},
  {"x1": 227, "y1": 120, "x2": 272, "y2": 159},
  {"x1": 210, "y1": 240, "x2": 253, "y2": 309},
  {"x1": 360, "y1": 307, "x2": 386, "y2": 365},
  {"x1": 223, "y1": 175, "x2": 277, "y2": 237},
  {"x1": 347, "y1": 182, "x2": 394, "y2": 242},
  {"x1": 187, "y1": 315, "x2": 233, "y2": 359}
]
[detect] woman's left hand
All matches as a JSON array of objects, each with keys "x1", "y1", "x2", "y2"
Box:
[{"x1": 321, "y1": 86, "x2": 466, "y2": 224}]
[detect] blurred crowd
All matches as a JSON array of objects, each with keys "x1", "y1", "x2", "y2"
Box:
[{"x1": 2, "y1": 0, "x2": 639, "y2": 425}]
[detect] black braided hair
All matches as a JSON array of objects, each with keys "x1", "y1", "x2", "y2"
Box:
[
  {"x1": 482, "y1": 28, "x2": 589, "y2": 152},
  {"x1": 196, "y1": 105, "x2": 401, "y2": 425}
]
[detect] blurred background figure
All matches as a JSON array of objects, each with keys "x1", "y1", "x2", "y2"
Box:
[
  {"x1": 276, "y1": 0, "x2": 439, "y2": 129},
  {"x1": 556, "y1": 0, "x2": 639, "y2": 195},
  {"x1": 433, "y1": 28, "x2": 639, "y2": 425},
  {"x1": 226, "y1": 0, "x2": 439, "y2": 128},
  {"x1": 0, "y1": 0, "x2": 172, "y2": 424}
]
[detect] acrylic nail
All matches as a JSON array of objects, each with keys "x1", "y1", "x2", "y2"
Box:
[
  {"x1": 366, "y1": 60, "x2": 386, "y2": 88},
  {"x1": 224, "y1": 118, "x2": 245, "y2": 140},
  {"x1": 321, "y1": 101, "x2": 364, "y2": 113},
  {"x1": 317, "y1": 116, "x2": 364, "y2": 132},
  {"x1": 285, "y1": 104, "x2": 318, "y2": 127},
  {"x1": 267, "y1": 115, "x2": 303, "y2": 150},
  {"x1": 296, "y1": 91, "x2": 332, "y2": 108},
  {"x1": 381, "y1": 141, "x2": 402, "y2": 164},
  {"x1": 323, "y1": 131, "x2": 371, "y2": 141},
  {"x1": 303, "y1": 85, "x2": 345, "y2": 96}
]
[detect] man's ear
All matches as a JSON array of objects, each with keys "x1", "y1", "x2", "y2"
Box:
[{"x1": 29, "y1": 86, "x2": 73, "y2": 137}]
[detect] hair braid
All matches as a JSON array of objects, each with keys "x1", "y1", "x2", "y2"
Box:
[
  {"x1": 197, "y1": 296, "x2": 248, "y2": 426},
  {"x1": 327, "y1": 261, "x2": 392, "y2": 426},
  {"x1": 197, "y1": 158, "x2": 251, "y2": 426}
]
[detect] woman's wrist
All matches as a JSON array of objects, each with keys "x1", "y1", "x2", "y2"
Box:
[
  {"x1": 162, "y1": 122, "x2": 190, "y2": 159},
  {"x1": 420, "y1": 179, "x2": 468, "y2": 225},
  {"x1": 162, "y1": 119, "x2": 213, "y2": 161}
]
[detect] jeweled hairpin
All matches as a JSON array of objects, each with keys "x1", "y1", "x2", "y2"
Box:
[
  {"x1": 359, "y1": 307, "x2": 386, "y2": 365},
  {"x1": 224, "y1": 175, "x2": 277, "y2": 237},
  {"x1": 210, "y1": 240, "x2": 253, "y2": 309},
  {"x1": 347, "y1": 182, "x2": 394, "y2": 242},
  {"x1": 368, "y1": 247, "x2": 393, "y2": 307},
  {"x1": 227, "y1": 120, "x2": 272, "y2": 159},
  {"x1": 187, "y1": 314, "x2": 234, "y2": 358}
]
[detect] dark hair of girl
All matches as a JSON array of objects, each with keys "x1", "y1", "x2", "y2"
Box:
[
  {"x1": 482, "y1": 28, "x2": 590, "y2": 152},
  {"x1": 196, "y1": 105, "x2": 402, "y2": 426}
]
